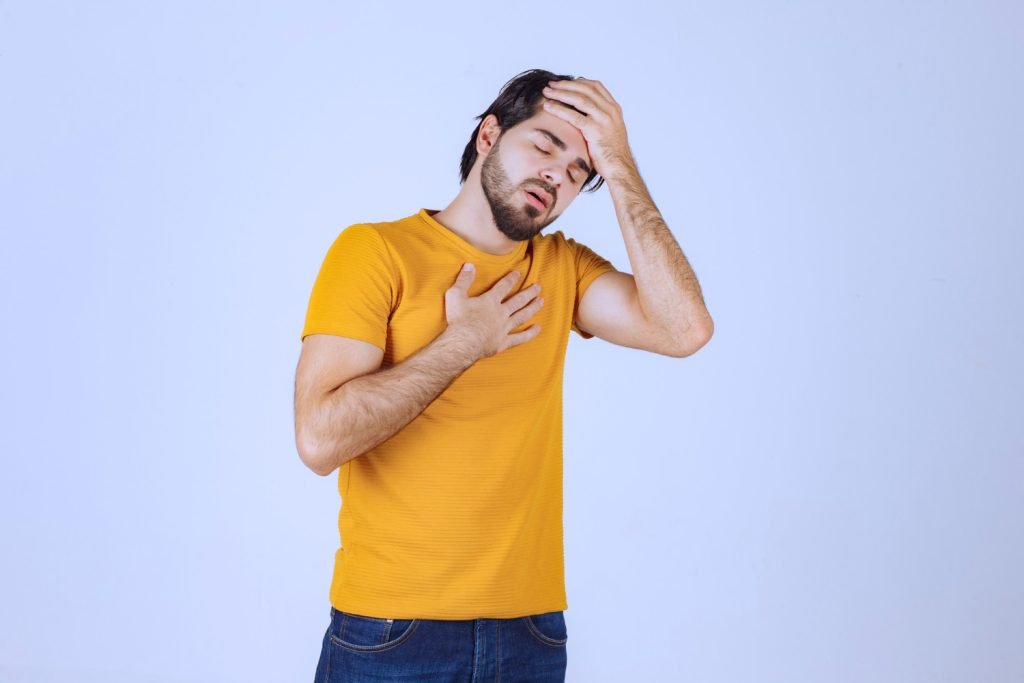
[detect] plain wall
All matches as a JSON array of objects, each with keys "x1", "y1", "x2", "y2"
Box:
[{"x1": 1, "y1": 1, "x2": 1021, "y2": 681}]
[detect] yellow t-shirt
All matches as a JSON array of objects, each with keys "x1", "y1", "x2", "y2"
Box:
[{"x1": 300, "y1": 207, "x2": 617, "y2": 619}]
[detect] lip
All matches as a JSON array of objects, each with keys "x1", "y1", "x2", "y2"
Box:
[{"x1": 524, "y1": 188, "x2": 551, "y2": 209}]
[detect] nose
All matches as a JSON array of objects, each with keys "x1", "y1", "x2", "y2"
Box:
[{"x1": 539, "y1": 171, "x2": 560, "y2": 200}]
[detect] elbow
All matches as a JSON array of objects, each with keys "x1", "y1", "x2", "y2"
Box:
[
  {"x1": 696, "y1": 316, "x2": 714, "y2": 349},
  {"x1": 296, "y1": 429, "x2": 344, "y2": 477},
  {"x1": 307, "y1": 456, "x2": 338, "y2": 478},
  {"x1": 670, "y1": 317, "x2": 714, "y2": 358},
  {"x1": 306, "y1": 451, "x2": 342, "y2": 477}
]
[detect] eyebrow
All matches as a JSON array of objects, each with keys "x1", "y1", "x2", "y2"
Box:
[{"x1": 531, "y1": 127, "x2": 593, "y2": 179}]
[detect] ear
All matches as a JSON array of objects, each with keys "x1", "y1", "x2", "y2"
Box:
[{"x1": 476, "y1": 114, "x2": 501, "y2": 157}]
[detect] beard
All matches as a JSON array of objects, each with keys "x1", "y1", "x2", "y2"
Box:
[{"x1": 480, "y1": 134, "x2": 558, "y2": 241}]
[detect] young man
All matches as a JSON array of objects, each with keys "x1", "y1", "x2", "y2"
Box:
[{"x1": 295, "y1": 68, "x2": 713, "y2": 682}]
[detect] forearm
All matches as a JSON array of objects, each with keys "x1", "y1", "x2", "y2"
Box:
[
  {"x1": 605, "y1": 159, "x2": 713, "y2": 338},
  {"x1": 307, "y1": 329, "x2": 477, "y2": 474}
]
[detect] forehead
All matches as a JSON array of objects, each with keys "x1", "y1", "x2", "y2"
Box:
[{"x1": 517, "y1": 109, "x2": 592, "y2": 167}]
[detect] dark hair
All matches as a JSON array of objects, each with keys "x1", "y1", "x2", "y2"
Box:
[{"x1": 458, "y1": 68, "x2": 605, "y2": 194}]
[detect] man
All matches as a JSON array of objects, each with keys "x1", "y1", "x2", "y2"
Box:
[{"x1": 295, "y1": 68, "x2": 713, "y2": 682}]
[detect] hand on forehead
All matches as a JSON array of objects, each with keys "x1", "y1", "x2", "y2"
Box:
[
  {"x1": 541, "y1": 110, "x2": 591, "y2": 163},
  {"x1": 531, "y1": 108, "x2": 594, "y2": 176}
]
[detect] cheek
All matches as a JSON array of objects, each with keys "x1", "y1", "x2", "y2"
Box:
[
  {"x1": 507, "y1": 162, "x2": 531, "y2": 186},
  {"x1": 502, "y1": 151, "x2": 535, "y2": 182}
]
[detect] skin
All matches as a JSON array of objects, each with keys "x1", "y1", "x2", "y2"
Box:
[
  {"x1": 431, "y1": 105, "x2": 593, "y2": 254},
  {"x1": 540, "y1": 77, "x2": 715, "y2": 352},
  {"x1": 432, "y1": 77, "x2": 713, "y2": 356},
  {"x1": 294, "y1": 77, "x2": 715, "y2": 474}
]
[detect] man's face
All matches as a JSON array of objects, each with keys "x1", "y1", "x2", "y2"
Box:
[{"x1": 479, "y1": 109, "x2": 593, "y2": 241}]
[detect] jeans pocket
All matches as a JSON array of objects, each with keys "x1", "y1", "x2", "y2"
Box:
[
  {"x1": 523, "y1": 610, "x2": 568, "y2": 647},
  {"x1": 328, "y1": 608, "x2": 420, "y2": 653}
]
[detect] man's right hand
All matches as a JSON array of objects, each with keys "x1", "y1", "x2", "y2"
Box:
[{"x1": 443, "y1": 263, "x2": 545, "y2": 361}]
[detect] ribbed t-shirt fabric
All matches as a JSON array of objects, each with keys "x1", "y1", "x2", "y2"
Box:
[{"x1": 300, "y1": 207, "x2": 617, "y2": 619}]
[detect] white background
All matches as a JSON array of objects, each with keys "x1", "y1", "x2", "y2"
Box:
[{"x1": 1, "y1": 1, "x2": 1021, "y2": 681}]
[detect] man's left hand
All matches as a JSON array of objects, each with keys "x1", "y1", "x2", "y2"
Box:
[{"x1": 541, "y1": 78, "x2": 634, "y2": 180}]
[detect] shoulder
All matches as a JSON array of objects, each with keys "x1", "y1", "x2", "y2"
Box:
[
  {"x1": 535, "y1": 228, "x2": 600, "y2": 253},
  {"x1": 325, "y1": 223, "x2": 388, "y2": 257},
  {"x1": 327, "y1": 213, "x2": 422, "y2": 258},
  {"x1": 533, "y1": 229, "x2": 610, "y2": 273},
  {"x1": 338, "y1": 211, "x2": 429, "y2": 252},
  {"x1": 531, "y1": 228, "x2": 576, "y2": 255},
  {"x1": 317, "y1": 223, "x2": 401, "y2": 284}
]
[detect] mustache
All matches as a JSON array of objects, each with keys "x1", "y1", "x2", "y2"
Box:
[{"x1": 522, "y1": 182, "x2": 556, "y2": 205}]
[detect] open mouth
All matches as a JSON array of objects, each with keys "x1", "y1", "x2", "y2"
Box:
[{"x1": 524, "y1": 189, "x2": 549, "y2": 210}]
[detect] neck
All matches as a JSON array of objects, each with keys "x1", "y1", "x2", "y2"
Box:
[{"x1": 431, "y1": 179, "x2": 521, "y2": 256}]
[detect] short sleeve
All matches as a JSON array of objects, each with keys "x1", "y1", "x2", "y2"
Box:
[
  {"x1": 567, "y1": 237, "x2": 618, "y2": 339},
  {"x1": 300, "y1": 224, "x2": 396, "y2": 350}
]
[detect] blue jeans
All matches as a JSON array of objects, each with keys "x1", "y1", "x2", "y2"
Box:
[{"x1": 313, "y1": 606, "x2": 568, "y2": 682}]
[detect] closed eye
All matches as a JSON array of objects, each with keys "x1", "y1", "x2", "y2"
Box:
[{"x1": 535, "y1": 144, "x2": 577, "y2": 184}]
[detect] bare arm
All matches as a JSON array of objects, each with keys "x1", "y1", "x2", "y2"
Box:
[
  {"x1": 604, "y1": 158, "x2": 713, "y2": 342},
  {"x1": 541, "y1": 78, "x2": 713, "y2": 354},
  {"x1": 300, "y1": 327, "x2": 476, "y2": 475},
  {"x1": 296, "y1": 264, "x2": 544, "y2": 476}
]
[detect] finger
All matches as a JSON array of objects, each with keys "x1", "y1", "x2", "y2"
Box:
[
  {"x1": 546, "y1": 79, "x2": 614, "y2": 115},
  {"x1": 542, "y1": 85, "x2": 608, "y2": 120},
  {"x1": 504, "y1": 283, "x2": 542, "y2": 310},
  {"x1": 579, "y1": 78, "x2": 619, "y2": 109},
  {"x1": 504, "y1": 324, "x2": 542, "y2": 349},
  {"x1": 542, "y1": 97, "x2": 590, "y2": 129},
  {"x1": 490, "y1": 269, "x2": 522, "y2": 299},
  {"x1": 508, "y1": 295, "x2": 544, "y2": 329},
  {"x1": 452, "y1": 262, "x2": 476, "y2": 291}
]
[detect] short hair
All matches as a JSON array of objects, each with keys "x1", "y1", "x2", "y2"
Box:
[{"x1": 458, "y1": 68, "x2": 605, "y2": 194}]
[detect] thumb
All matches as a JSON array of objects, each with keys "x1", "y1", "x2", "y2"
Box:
[{"x1": 451, "y1": 262, "x2": 476, "y2": 291}]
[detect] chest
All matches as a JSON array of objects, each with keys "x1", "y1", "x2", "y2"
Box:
[{"x1": 382, "y1": 248, "x2": 575, "y2": 376}]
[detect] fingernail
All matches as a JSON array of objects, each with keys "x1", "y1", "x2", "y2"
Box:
[{"x1": 463, "y1": 263, "x2": 474, "y2": 271}]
